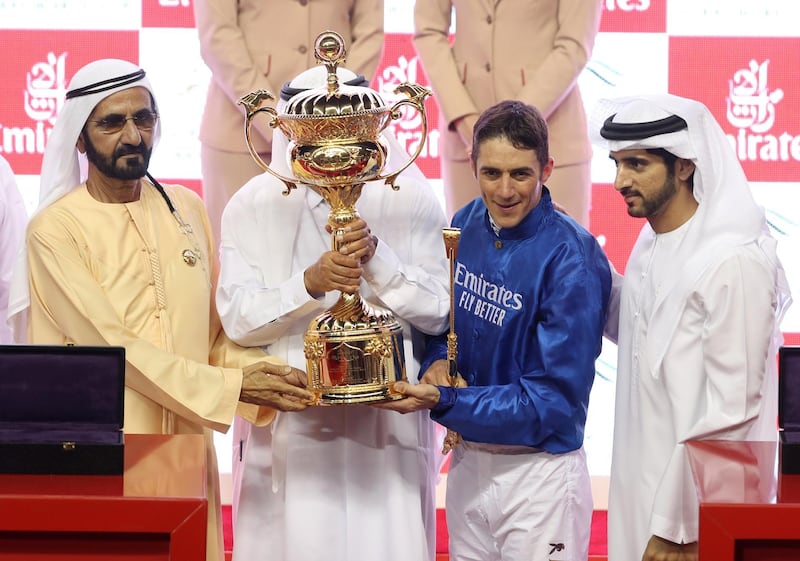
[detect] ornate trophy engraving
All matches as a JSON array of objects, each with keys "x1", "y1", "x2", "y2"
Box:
[{"x1": 238, "y1": 31, "x2": 431, "y2": 405}]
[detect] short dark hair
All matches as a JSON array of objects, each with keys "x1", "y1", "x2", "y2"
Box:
[
  {"x1": 645, "y1": 148, "x2": 695, "y2": 189},
  {"x1": 471, "y1": 100, "x2": 549, "y2": 171},
  {"x1": 645, "y1": 148, "x2": 678, "y2": 169}
]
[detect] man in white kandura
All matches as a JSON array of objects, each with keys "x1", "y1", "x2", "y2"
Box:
[
  {"x1": 594, "y1": 93, "x2": 792, "y2": 561},
  {"x1": 216, "y1": 65, "x2": 451, "y2": 561}
]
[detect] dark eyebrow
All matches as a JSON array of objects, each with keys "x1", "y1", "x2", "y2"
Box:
[
  {"x1": 479, "y1": 165, "x2": 534, "y2": 174},
  {"x1": 93, "y1": 108, "x2": 154, "y2": 120},
  {"x1": 610, "y1": 153, "x2": 649, "y2": 165},
  {"x1": 92, "y1": 111, "x2": 122, "y2": 119}
]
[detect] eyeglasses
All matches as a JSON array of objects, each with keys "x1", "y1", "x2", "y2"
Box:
[{"x1": 90, "y1": 110, "x2": 159, "y2": 134}]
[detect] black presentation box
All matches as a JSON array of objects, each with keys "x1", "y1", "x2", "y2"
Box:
[
  {"x1": 0, "y1": 345, "x2": 125, "y2": 475},
  {"x1": 779, "y1": 346, "x2": 800, "y2": 474}
]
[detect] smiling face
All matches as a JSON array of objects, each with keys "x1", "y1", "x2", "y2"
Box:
[
  {"x1": 472, "y1": 136, "x2": 553, "y2": 230},
  {"x1": 78, "y1": 86, "x2": 156, "y2": 181}
]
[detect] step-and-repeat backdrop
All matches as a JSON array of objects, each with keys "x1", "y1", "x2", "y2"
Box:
[{"x1": 2, "y1": 0, "x2": 800, "y2": 476}]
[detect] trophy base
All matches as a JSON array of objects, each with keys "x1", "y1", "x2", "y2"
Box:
[
  {"x1": 314, "y1": 382, "x2": 404, "y2": 406},
  {"x1": 303, "y1": 294, "x2": 407, "y2": 406}
]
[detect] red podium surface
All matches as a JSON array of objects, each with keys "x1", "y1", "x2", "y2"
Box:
[
  {"x1": 0, "y1": 434, "x2": 207, "y2": 561},
  {"x1": 686, "y1": 440, "x2": 800, "y2": 561}
]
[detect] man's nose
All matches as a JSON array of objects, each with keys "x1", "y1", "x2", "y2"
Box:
[
  {"x1": 497, "y1": 174, "x2": 515, "y2": 196},
  {"x1": 613, "y1": 169, "x2": 631, "y2": 191},
  {"x1": 119, "y1": 118, "x2": 143, "y2": 143}
]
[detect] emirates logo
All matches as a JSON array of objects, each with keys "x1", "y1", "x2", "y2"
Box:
[{"x1": 725, "y1": 58, "x2": 800, "y2": 165}]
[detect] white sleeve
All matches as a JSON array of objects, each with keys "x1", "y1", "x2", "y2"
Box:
[
  {"x1": 361, "y1": 178, "x2": 450, "y2": 335},
  {"x1": 649, "y1": 247, "x2": 778, "y2": 544},
  {"x1": 216, "y1": 191, "x2": 324, "y2": 347},
  {"x1": 0, "y1": 159, "x2": 28, "y2": 343}
]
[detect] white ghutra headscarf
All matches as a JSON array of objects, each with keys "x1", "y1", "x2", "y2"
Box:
[
  {"x1": 591, "y1": 93, "x2": 791, "y2": 371},
  {"x1": 7, "y1": 59, "x2": 159, "y2": 341}
]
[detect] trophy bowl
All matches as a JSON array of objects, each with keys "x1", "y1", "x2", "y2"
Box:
[
  {"x1": 238, "y1": 30, "x2": 431, "y2": 405},
  {"x1": 292, "y1": 140, "x2": 384, "y2": 185}
]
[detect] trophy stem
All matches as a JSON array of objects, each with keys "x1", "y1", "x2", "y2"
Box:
[
  {"x1": 324, "y1": 291, "x2": 394, "y2": 326},
  {"x1": 302, "y1": 188, "x2": 406, "y2": 405},
  {"x1": 317, "y1": 183, "x2": 365, "y2": 248}
]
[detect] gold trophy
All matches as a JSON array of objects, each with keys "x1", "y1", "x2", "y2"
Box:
[{"x1": 238, "y1": 31, "x2": 431, "y2": 405}]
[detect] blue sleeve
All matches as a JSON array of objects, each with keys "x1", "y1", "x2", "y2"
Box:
[
  {"x1": 431, "y1": 242, "x2": 612, "y2": 453},
  {"x1": 419, "y1": 332, "x2": 448, "y2": 380}
]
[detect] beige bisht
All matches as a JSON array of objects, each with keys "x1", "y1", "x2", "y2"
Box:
[{"x1": 9, "y1": 58, "x2": 276, "y2": 561}]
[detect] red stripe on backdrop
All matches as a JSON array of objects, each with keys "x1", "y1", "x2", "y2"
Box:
[
  {"x1": 158, "y1": 178, "x2": 203, "y2": 199},
  {"x1": 783, "y1": 333, "x2": 800, "y2": 347}
]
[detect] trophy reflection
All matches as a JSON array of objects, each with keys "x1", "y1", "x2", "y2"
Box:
[{"x1": 238, "y1": 30, "x2": 431, "y2": 405}]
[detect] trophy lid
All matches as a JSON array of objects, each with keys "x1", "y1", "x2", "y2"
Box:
[{"x1": 281, "y1": 31, "x2": 386, "y2": 118}]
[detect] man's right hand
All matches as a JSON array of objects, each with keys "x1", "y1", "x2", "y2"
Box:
[
  {"x1": 642, "y1": 535, "x2": 698, "y2": 561},
  {"x1": 303, "y1": 245, "x2": 362, "y2": 298},
  {"x1": 239, "y1": 362, "x2": 315, "y2": 411},
  {"x1": 420, "y1": 359, "x2": 468, "y2": 388}
]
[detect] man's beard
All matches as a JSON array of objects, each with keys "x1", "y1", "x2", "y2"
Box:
[
  {"x1": 623, "y1": 168, "x2": 678, "y2": 219},
  {"x1": 83, "y1": 134, "x2": 152, "y2": 180}
]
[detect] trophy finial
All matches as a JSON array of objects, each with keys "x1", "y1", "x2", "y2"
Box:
[{"x1": 314, "y1": 30, "x2": 347, "y2": 95}]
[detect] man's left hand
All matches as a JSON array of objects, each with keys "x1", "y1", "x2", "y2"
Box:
[
  {"x1": 239, "y1": 362, "x2": 314, "y2": 411},
  {"x1": 332, "y1": 218, "x2": 378, "y2": 264},
  {"x1": 371, "y1": 381, "x2": 440, "y2": 413},
  {"x1": 642, "y1": 535, "x2": 698, "y2": 561}
]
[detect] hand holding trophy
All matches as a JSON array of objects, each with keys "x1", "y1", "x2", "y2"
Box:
[{"x1": 237, "y1": 31, "x2": 431, "y2": 405}]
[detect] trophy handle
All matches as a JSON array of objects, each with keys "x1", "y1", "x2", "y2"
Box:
[
  {"x1": 374, "y1": 83, "x2": 432, "y2": 191},
  {"x1": 238, "y1": 89, "x2": 299, "y2": 195}
]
